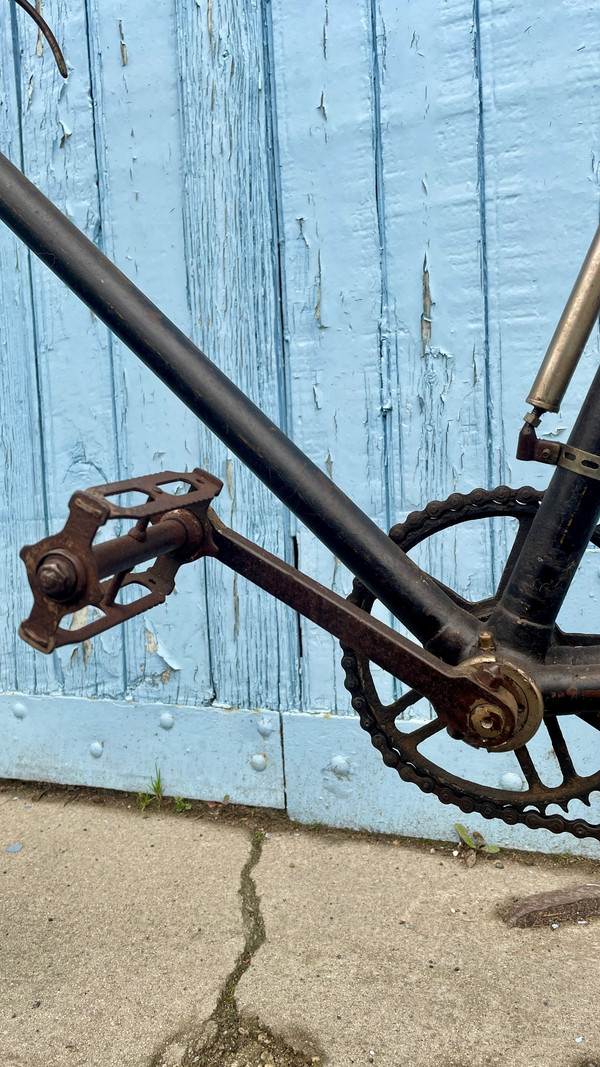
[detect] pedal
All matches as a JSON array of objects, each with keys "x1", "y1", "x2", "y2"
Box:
[{"x1": 19, "y1": 470, "x2": 222, "y2": 653}]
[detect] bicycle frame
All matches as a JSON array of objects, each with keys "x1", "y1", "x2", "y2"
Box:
[
  {"x1": 3, "y1": 147, "x2": 600, "y2": 720},
  {"x1": 7, "y1": 0, "x2": 600, "y2": 842}
]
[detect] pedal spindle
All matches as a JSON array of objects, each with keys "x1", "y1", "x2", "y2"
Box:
[{"x1": 19, "y1": 469, "x2": 222, "y2": 653}]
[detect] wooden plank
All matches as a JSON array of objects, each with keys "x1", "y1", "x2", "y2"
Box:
[
  {"x1": 477, "y1": 0, "x2": 600, "y2": 625},
  {"x1": 0, "y1": 692, "x2": 285, "y2": 807},
  {"x1": 0, "y1": 7, "x2": 54, "y2": 695},
  {"x1": 478, "y1": 0, "x2": 600, "y2": 489},
  {"x1": 84, "y1": 0, "x2": 216, "y2": 706},
  {"x1": 376, "y1": 0, "x2": 495, "y2": 608},
  {"x1": 174, "y1": 0, "x2": 299, "y2": 712},
  {"x1": 5, "y1": 0, "x2": 123, "y2": 697},
  {"x1": 269, "y1": 0, "x2": 389, "y2": 711},
  {"x1": 281, "y1": 710, "x2": 600, "y2": 857}
]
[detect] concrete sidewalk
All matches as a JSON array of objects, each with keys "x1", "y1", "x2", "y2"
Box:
[{"x1": 1, "y1": 781, "x2": 599, "y2": 1067}]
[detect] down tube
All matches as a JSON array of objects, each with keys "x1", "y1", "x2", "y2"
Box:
[{"x1": 0, "y1": 153, "x2": 480, "y2": 654}]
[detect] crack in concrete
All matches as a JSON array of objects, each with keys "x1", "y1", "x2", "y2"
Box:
[{"x1": 150, "y1": 830, "x2": 324, "y2": 1067}]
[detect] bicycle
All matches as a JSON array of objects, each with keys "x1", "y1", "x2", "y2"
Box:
[{"x1": 3, "y1": 2, "x2": 600, "y2": 844}]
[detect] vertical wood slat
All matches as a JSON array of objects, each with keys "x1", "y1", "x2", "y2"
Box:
[
  {"x1": 268, "y1": 0, "x2": 388, "y2": 711},
  {"x1": 477, "y1": 0, "x2": 600, "y2": 629},
  {"x1": 84, "y1": 0, "x2": 215, "y2": 707},
  {"x1": 5, "y1": 0, "x2": 124, "y2": 698},
  {"x1": 175, "y1": 0, "x2": 299, "y2": 712},
  {"x1": 375, "y1": 0, "x2": 496, "y2": 608},
  {"x1": 0, "y1": 9, "x2": 55, "y2": 695},
  {"x1": 479, "y1": 0, "x2": 600, "y2": 487}
]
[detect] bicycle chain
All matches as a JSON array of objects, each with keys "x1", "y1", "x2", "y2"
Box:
[{"x1": 341, "y1": 484, "x2": 600, "y2": 842}]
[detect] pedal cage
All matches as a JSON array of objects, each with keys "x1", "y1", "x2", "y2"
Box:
[{"x1": 19, "y1": 470, "x2": 222, "y2": 653}]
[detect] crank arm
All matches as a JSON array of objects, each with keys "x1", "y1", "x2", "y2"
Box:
[
  {"x1": 19, "y1": 470, "x2": 222, "y2": 653},
  {"x1": 18, "y1": 466, "x2": 515, "y2": 737},
  {"x1": 208, "y1": 514, "x2": 517, "y2": 737}
]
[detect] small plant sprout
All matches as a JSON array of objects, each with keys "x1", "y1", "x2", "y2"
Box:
[
  {"x1": 454, "y1": 823, "x2": 501, "y2": 854},
  {"x1": 136, "y1": 764, "x2": 164, "y2": 813},
  {"x1": 150, "y1": 763, "x2": 163, "y2": 806},
  {"x1": 173, "y1": 796, "x2": 191, "y2": 813}
]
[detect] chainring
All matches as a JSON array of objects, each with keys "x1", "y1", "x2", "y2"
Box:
[{"x1": 341, "y1": 485, "x2": 600, "y2": 841}]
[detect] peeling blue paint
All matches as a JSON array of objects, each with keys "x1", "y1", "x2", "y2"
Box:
[{"x1": 0, "y1": 1, "x2": 599, "y2": 851}]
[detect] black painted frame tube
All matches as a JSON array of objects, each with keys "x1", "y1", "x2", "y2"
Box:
[
  {"x1": 490, "y1": 364, "x2": 600, "y2": 658},
  {"x1": 0, "y1": 151, "x2": 480, "y2": 652}
]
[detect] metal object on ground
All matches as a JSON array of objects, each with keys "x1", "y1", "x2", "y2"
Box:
[
  {"x1": 18, "y1": 470, "x2": 537, "y2": 746},
  {"x1": 5, "y1": 133, "x2": 600, "y2": 842}
]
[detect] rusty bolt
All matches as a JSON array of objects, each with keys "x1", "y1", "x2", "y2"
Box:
[
  {"x1": 469, "y1": 702, "x2": 507, "y2": 740},
  {"x1": 540, "y1": 448, "x2": 552, "y2": 461},
  {"x1": 477, "y1": 630, "x2": 495, "y2": 653},
  {"x1": 36, "y1": 553, "x2": 79, "y2": 601}
]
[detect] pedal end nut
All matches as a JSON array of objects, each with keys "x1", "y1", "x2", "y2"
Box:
[
  {"x1": 469, "y1": 702, "x2": 507, "y2": 740},
  {"x1": 36, "y1": 551, "x2": 81, "y2": 602}
]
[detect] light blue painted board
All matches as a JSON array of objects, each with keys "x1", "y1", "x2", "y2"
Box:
[
  {"x1": 477, "y1": 0, "x2": 600, "y2": 631},
  {"x1": 0, "y1": 693, "x2": 285, "y2": 807},
  {"x1": 7, "y1": 0, "x2": 125, "y2": 698},
  {"x1": 477, "y1": 0, "x2": 600, "y2": 492},
  {"x1": 282, "y1": 711, "x2": 600, "y2": 858},
  {"x1": 375, "y1": 0, "x2": 498, "y2": 617},
  {"x1": 1, "y1": 0, "x2": 599, "y2": 858},
  {"x1": 174, "y1": 0, "x2": 299, "y2": 712},
  {"x1": 269, "y1": 0, "x2": 389, "y2": 712},
  {"x1": 84, "y1": 1, "x2": 214, "y2": 707},
  {"x1": 0, "y1": 13, "x2": 55, "y2": 697}
]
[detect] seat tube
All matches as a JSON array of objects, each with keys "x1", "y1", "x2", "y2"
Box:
[{"x1": 488, "y1": 363, "x2": 600, "y2": 658}]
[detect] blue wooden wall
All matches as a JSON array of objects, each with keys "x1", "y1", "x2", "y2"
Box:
[{"x1": 1, "y1": 0, "x2": 600, "y2": 854}]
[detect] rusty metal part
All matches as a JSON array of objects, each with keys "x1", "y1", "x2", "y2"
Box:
[
  {"x1": 527, "y1": 224, "x2": 600, "y2": 413},
  {"x1": 500, "y1": 364, "x2": 600, "y2": 659},
  {"x1": 36, "y1": 549, "x2": 82, "y2": 601},
  {"x1": 0, "y1": 150, "x2": 480, "y2": 659},
  {"x1": 517, "y1": 422, "x2": 600, "y2": 483},
  {"x1": 557, "y1": 442, "x2": 600, "y2": 481},
  {"x1": 19, "y1": 470, "x2": 222, "y2": 653},
  {"x1": 13, "y1": 0, "x2": 68, "y2": 77},
  {"x1": 21, "y1": 467, "x2": 539, "y2": 738},
  {"x1": 516, "y1": 421, "x2": 561, "y2": 465},
  {"x1": 207, "y1": 512, "x2": 519, "y2": 738},
  {"x1": 477, "y1": 630, "x2": 495, "y2": 653},
  {"x1": 469, "y1": 703, "x2": 509, "y2": 741},
  {"x1": 462, "y1": 656, "x2": 544, "y2": 752},
  {"x1": 340, "y1": 485, "x2": 600, "y2": 842}
]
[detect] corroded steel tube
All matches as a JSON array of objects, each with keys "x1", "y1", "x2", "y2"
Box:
[
  {"x1": 0, "y1": 150, "x2": 479, "y2": 651},
  {"x1": 527, "y1": 225, "x2": 600, "y2": 413}
]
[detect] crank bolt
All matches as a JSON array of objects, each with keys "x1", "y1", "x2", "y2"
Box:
[
  {"x1": 36, "y1": 553, "x2": 79, "y2": 602},
  {"x1": 477, "y1": 630, "x2": 495, "y2": 653},
  {"x1": 469, "y1": 702, "x2": 506, "y2": 740}
]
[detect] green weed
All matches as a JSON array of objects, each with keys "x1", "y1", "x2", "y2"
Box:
[
  {"x1": 455, "y1": 822, "x2": 501, "y2": 854},
  {"x1": 137, "y1": 764, "x2": 164, "y2": 813}
]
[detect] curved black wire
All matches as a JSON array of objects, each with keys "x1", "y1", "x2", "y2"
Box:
[{"x1": 12, "y1": 0, "x2": 67, "y2": 78}]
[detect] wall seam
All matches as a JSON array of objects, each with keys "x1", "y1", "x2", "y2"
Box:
[
  {"x1": 82, "y1": 0, "x2": 128, "y2": 696},
  {"x1": 260, "y1": 0, "x2": 301, "y2": 731}
]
